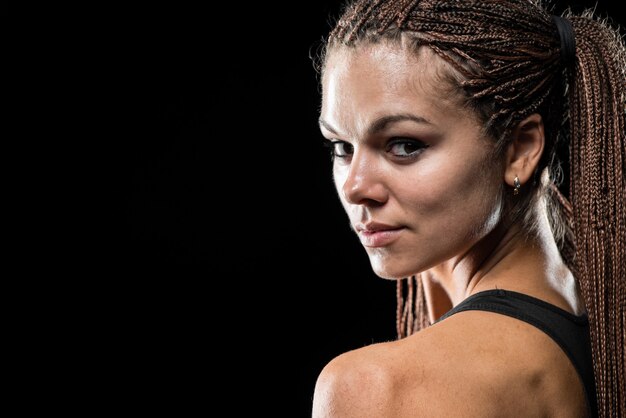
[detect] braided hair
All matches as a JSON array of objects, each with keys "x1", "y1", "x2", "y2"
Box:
[{"x1": 317, "y1": 1, "x2": 625, "y2": 416}]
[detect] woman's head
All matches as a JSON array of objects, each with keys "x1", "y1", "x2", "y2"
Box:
[{"x1": 319, "y1": 0, "x2": 563, "y2": 277}]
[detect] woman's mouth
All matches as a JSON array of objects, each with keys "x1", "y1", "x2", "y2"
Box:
[{"x1": 356, "y1": 222, "x2": 405, "y2": 248}]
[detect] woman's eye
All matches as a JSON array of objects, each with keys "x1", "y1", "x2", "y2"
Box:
[
  {"x1": 330, "y1": 141, "x2": 354, "y2": 158},
  {"x1": 388, "y1": 140, "x2": 426, "y2": 157}
]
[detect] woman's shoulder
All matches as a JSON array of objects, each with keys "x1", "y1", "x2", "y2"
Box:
[
  {"x1": 312, "y1": 310, "x2": 588, "y2": 417},
  {"x1": 311, "y1": 338, "x2": 416, "y2": 418},
  {"x1": 311, "y1": 324, "x2": 467, "y2": 417}
]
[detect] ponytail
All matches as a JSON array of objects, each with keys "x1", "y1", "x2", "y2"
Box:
[{"x1": 567, "y1": 13, "x2": 626, "y2": 417}]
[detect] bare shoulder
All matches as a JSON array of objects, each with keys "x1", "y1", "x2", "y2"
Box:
[
  {"x1": 312, "y1": 311, "x2": 588, "y2": 417},
  {"x1": 312, "y1": 339, "x2": 414, "y2": 418}
]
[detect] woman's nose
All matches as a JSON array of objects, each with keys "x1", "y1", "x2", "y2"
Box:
[{"x1": 341, "y1": 151, "x2": 388, "y2": 206}]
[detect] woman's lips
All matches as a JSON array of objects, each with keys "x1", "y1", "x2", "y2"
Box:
[{"x1": 358, "y1": 227, "x2": 405, "y2": 247}]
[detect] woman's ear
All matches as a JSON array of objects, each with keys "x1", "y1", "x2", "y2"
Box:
[{"x1": 504, "y1": 113, "x2": 545, "y2": 188}]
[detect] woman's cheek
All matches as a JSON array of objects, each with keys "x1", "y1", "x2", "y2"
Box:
[{"x1": 333, "y1": 165, "x2": 348, "y2": 203}]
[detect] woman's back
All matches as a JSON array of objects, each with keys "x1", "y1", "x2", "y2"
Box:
[{"x1": 314, "y1": 293, "x2": 589, "y2": 417}]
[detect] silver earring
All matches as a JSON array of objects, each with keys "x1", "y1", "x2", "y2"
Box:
[{"x1": 513, "y1": 176, "x2": 521, "y2": 195}]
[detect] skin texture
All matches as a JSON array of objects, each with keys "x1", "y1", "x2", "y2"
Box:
[{"x1": 313, "y1": 42, "x2": 587, "y2": 417}]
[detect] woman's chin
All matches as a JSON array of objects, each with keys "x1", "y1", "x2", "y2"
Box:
[{"x1": 369, "y1": 256, "x2": 417, "y2": 280}]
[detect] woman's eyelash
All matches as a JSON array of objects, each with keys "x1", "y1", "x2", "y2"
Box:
[
  {"x1": 322, "y1": 139, "x2": 335, "y2": 149},
  {"x1": 387, "y1": 138, "x2": 428, "y2": 155}
]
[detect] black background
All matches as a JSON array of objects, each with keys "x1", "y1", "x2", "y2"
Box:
[{"x1": 120, "y1": 1, "x2": 624, "y2": 415}]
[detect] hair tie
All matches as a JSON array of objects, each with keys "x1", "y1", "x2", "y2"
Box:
[{"x1": 551, "y1": 15, "x2": 576, "y2": 68}]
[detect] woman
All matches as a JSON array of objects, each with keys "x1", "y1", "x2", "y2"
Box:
[{"x1": 312, "y1": 0, "x2": 625, "y2": 417}]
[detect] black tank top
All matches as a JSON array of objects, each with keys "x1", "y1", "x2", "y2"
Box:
[{"x1": 437, "y1": 289, "x2": 597, "y2": 417}]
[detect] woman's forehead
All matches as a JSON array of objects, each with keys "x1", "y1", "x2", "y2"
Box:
[{"x1": 321, "y1": 44, "x2": 469, "y2": 130}]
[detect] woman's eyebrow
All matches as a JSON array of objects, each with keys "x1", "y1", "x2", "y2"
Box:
[
  {"x1": 367, "y1": 114, "x2": 432, "y2": 135},
  {"x1": 319, "y1": 113, "x2": 433, "y2": 137},
  {"x1": 318, "y1": 119, "x2": 338, "y2": 135}
]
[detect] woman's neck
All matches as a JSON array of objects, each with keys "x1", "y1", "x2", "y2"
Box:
[{"x1": 422, "y1": 210, "x2": 584, "y2": 322}]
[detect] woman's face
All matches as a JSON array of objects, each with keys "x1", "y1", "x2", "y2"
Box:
[{"x1": 320, "y1": 43, "x2": 505, "y2": 279}]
